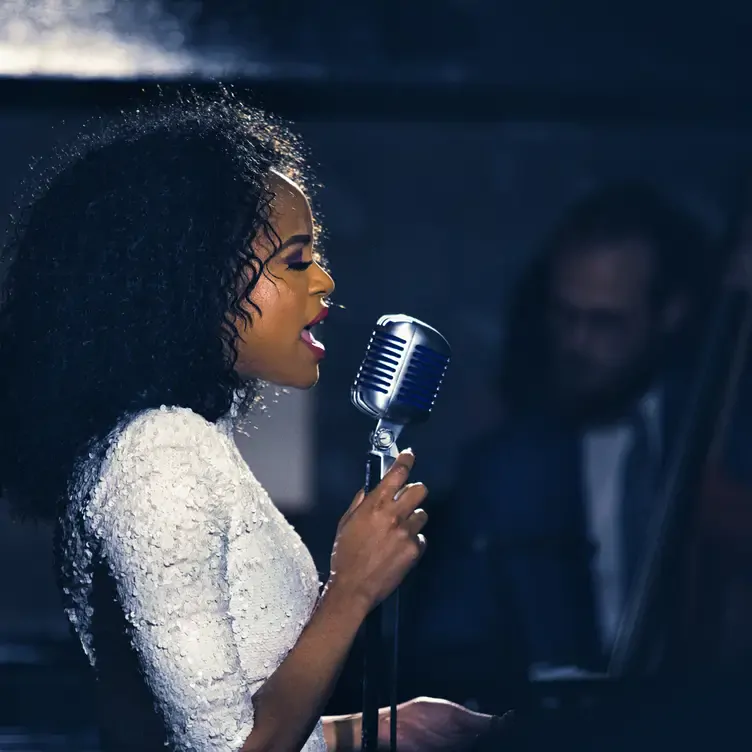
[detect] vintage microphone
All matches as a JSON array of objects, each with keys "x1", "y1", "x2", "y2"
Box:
[{"x1": 351, "y1": 314, "x2": 451, "y2": 752}]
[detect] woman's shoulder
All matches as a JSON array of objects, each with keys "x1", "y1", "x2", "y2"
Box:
[
  {"x1": 80, "y1": 406, "x2": 239, "y2": 521},
  {"x1": 107, "y1": 405, "x2": 238, "y2": 480},
  {"x1": 115, "y1": 405, "x2": 222, "y2": 453}
]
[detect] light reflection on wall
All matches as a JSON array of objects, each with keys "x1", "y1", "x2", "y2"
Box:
[
  {"x1": 0, "y1": 0, "x2": 198, "y2": 78},
  {"x1": 234, "y1": 385, "x2": 314, "y2": 514}
]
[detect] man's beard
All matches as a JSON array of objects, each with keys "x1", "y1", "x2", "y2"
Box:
[{"x1": 552, "y1": 357, "x2": 657, "y2": 428}]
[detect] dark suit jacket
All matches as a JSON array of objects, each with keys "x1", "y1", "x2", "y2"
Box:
[{"x1": 413, "y1": 374, "x2": 752, "y2": 682}]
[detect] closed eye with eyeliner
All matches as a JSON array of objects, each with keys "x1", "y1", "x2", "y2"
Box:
[
  {"x1": 278, "y1": 233, "x2": 314, "y2": 272},
  {"x1": 287, "y1": 260, "x2": 314, "y2": 271}
]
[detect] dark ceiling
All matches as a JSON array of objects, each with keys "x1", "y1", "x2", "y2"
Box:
[{"x1": 1, "y1": 1, "x2": 750, "y2": 121}]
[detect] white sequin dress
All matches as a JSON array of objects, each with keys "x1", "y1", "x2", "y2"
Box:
[{"x1": 57, "y1": 406, "x2": 327, "y2": 752}]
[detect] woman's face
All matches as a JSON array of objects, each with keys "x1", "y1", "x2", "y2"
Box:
[{"x1": 231, "y1": 172, "x2": 335, "y2": 389}]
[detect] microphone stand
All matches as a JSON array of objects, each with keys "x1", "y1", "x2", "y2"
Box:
[{"x1": 362, "y1": 420, "x2": 404, "y2": 752}]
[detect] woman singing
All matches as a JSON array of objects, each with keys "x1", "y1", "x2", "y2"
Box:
[{"x1": 0, "y1": 92, "x2": 497, "y2": 752}]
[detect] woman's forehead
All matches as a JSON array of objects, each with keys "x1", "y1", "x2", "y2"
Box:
[{"x1": 267, "y1": 173, "x2": 313, "y2": 235}]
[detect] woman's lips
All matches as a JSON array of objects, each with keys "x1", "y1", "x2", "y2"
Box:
[
  {"x1": 300, "y1": 306, "x2": 329, "y2": 359},
  {"x1": 306, "y1": 307, "x2": 329, "y2": 328}
]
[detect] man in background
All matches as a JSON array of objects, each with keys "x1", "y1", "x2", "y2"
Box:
[{"x1": 406, "y1": 183, "x2": 722, "y2": 697}]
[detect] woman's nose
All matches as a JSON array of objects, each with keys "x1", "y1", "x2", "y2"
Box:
[{"x1": 313, "y1": 264, "x2": 335, "y2": 296}]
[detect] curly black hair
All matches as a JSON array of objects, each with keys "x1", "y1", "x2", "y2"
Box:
[{"x1": 0, "y1": 88, "x2": 320, "y2": 522}]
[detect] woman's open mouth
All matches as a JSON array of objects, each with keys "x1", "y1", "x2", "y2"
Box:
[{"x1": 300, "y1": 307, "x2": 328, "y2": 358}]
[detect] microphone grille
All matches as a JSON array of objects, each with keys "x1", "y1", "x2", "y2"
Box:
[
  {"x1": 352, "y1": 315, "x2": 450, "y2": 424},
  {"x1": 355, "y1": 328, "x2": 407, "y2": 397},
  {"x1": 395, "y1": 342, "x2": 449, "y2": 413}
]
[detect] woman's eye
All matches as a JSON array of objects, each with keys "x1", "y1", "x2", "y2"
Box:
[{"x1": 287, "y1": 261, "x2": 314, "y2": 272}]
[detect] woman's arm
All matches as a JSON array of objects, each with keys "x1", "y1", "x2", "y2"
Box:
[
  {"x1": 243, "y1": 583, "x2": 368, "y2": 752},
  {"x1": 99, "y1": 426, "x2": 364, "y2": 752},
  {"x1": 95, "y1": 413, "x2": 425, "y2": 752},
  {"x1": 244, "y1": 453, "x2": 430, "y2": 752}
]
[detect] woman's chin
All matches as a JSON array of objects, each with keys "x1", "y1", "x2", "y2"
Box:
[{"x1": 270, "y1": 365, "x2": 321, "y2": 391}]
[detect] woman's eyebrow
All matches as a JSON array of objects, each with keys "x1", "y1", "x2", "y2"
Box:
[{"x1": 278, "y1": 233, "x2": 312, "y2": 251}]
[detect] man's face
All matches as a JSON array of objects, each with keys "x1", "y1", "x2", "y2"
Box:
[{"x1": 547, "y1": 242, "x2": 671, "y2": 416}]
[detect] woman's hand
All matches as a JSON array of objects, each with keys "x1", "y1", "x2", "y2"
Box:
[
  {"x1": 326, "y1": 450, "x2": 428, "y2": 613},
  {"x1": 377, "y1": 698, "x2": 500, "y2": 752}
]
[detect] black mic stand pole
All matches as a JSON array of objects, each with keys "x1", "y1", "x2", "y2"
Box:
[{"x1": 362, "y1": 421, "x2": 404, "y2": 752}]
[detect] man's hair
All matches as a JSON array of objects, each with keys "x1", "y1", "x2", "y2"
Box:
[{"x1": 541, "y1": 181, "x2": 709, "y2": 304}]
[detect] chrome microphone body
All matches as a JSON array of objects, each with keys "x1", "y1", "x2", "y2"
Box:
[
  {"x1": 351, "y1": 314, "x2": 451, "y2": 752},
  {"x1": 352, "y1": 313, "x2": 451, "y2": 471}
]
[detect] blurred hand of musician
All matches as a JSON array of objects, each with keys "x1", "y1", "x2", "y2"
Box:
[{"x1": 377, "y1": 697, "x2": 501, "y2": 752}]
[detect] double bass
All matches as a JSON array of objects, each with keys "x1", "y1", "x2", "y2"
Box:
[{"x1": 610, "y1": 177, "x2": 752, "y2": 677}]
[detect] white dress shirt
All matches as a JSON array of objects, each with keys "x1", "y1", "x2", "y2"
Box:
[{"x1": 582, "y1": 390, "x2": 661, "y2": 651}]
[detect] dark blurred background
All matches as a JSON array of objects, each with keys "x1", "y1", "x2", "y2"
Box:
[{"x1": 2, "y1": 1, "x2": 752, "y2": 749}]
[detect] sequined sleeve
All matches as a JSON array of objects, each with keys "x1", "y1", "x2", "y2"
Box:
[{"x1": 88, "y1": 410, "x2": 256, "y2": 751}]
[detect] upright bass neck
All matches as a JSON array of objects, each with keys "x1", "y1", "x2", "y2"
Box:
[{"x1": 609, "y1": 233, "x2": 752, "y2": 677}]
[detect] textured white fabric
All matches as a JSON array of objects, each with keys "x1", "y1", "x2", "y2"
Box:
[{"x1": 58, "y1": 406, "x2": 326, "y2": 752}]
